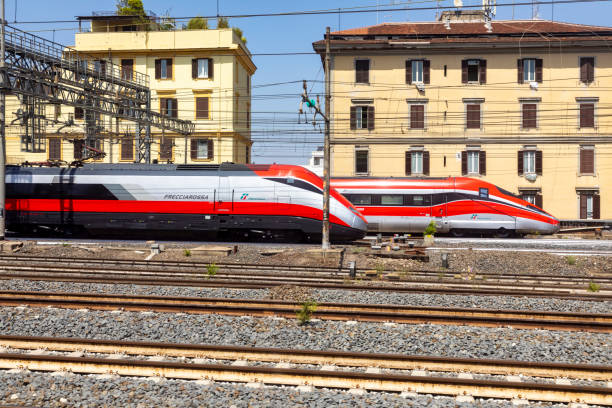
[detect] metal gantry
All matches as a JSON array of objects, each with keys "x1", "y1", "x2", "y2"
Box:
[{"x1": 0, "y1": 24, "x2": 194, "y2": 162}]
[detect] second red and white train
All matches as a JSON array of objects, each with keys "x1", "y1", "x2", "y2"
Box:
[{"x1": 331, "y1": 177, "x2": 560, "y2": 237}]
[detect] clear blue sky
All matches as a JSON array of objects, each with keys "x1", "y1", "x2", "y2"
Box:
[{"x1": 8, "y1": 0, "x2": 612, "y2": 164}]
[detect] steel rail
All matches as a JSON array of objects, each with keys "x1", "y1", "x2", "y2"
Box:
[
  {"x1": 1, "y1": 335, "x2": 610, "y2": 381},
  {"x1": 0, "y1": 263, "x2": 608, "y2": 293},
  {"x1": 0, "y1": 352, "x2": 609, "y2": 404},
  {"x1": 1, "y1": 272, "x2": 610, "y2": 301},
  {"x1": 1, "y1": 254, "x2": 610, "y2": 282},
  {"x1": 1, "y1": 291, "x2": 610, "y2": 332}
]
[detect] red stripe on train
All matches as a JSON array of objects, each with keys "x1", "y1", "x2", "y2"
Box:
[{"x1": 6, "y1": 199, "x2": 351, "y2": 228}]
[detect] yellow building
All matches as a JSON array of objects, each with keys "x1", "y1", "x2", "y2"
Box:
[
  {"x1": 5, "y1": 13, "x2": 255, "y2": 165},
  {"x1": 313, "y1": 12, "x2": 611, "y2": 221}
]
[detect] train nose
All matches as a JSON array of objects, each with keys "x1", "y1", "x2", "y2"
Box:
[{"x1": 353, "y1": 213, "x2": 368, "y2": 232}]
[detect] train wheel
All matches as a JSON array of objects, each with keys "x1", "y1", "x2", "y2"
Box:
[
  {"x1": 450, "y1": 229, "x2": 464, "y2": 237},
  {"x1": 494, "y1": 228, "x2": 511, "y2": 238}
]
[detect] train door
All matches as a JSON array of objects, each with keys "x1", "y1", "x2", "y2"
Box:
[
  {"x1": 432, "y1": 191, "x2": 450, "y2": 233},
  {"x1": 216, "y1": 175, "x2": 232, "y2": 227}
]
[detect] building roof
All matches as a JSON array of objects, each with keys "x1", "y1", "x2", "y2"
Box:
[
  {"x1": 330, "y1": 20, "x2": 612, "y2": 37},
  {"x1": 313, "y1": 19, "x2": 612, "y2": 51}
]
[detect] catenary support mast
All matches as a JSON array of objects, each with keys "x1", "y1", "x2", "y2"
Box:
[
  {"x1": 0, "y1": 0, "x2": 6, "y2": 241},
  {"x1": 322, "y1": 26, "x2": 331, "y2": 249}
]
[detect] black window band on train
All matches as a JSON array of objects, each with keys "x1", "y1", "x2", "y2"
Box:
[
  {"x1": 6, "y1": 183, "x2": 118, "y2": 200},
  {"x1": 265, "y1": 178, "x2": 322, "y2": 195}
]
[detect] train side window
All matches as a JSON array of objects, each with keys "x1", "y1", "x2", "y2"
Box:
[
  {"x1": 381, "y1": 195, "x2": 403, "y2": 206},
  {"x1": 287, "y1": 177, "x2": 294, "y2": 184},
  {"x1": 413, "y1": 195, "x2": 424, "y2": 206},
  {"x1": 479, "y1": 188, "x2": 489, "y2": 198},
  {"x1": 350, "y1": 194, "x2": 371, "y2": 205}
]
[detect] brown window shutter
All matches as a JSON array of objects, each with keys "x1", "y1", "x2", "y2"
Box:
[
  {"x1": 410, "y1": 105, "x2": 424, "y2": 129},
  {"x1": 100, "y1": 60, "x2": 107, "y2": 76},
  {"x1": 423, "y1": 151, "x2": 430, "y2": 175},
  {"x1": 367, "y1": 106, "x2": 374, "y2": 130},
  {"x1": 517, "y1": 150, "x2": 524, "y2": 176},
  {"x1": 522, "y1": 104, "x2": 536, "y2": 128},
  {"x1": 49, "y1": 139, "x2": 61, "y2": 160},
  {"x1": 208, "y1": 139, "x2": 214, "y2": 159},
  {"x1": 466, "y1": 104, "x2": 480, "y2": 129},
  {"x1": 155, "y1": 59, "x2": 161, "y2": 79},
  {"x1": 423, "y1": 60, "x2": 430, "y2": 84},
  {"x1": 190, "y1": 139, "x2": 197, "y2": 160},
  {"x1": 73, "y1": 140, "x2": 84, "y2": 160},
  {"x1": 535, "y1": 59, "x2": 543, "y2": 82},
  {"x1": 160, "y1": 138, "x2": 172, "y2": 160},
  {"x1": 580, "y1": 57, "x2": 594, "y2": 83},
  {"x1": 406, "y1": 60, "x2": 412, "y2": 84},
  {"x1": 479, "y1": 151, "x2": 486, "y2": 175},
  {"x1": 580, "y1": 148, "x2": 594, "y2": 174},
  {"x1": 74, "y1": 107, "x2": 84, "y2": 120},
  {"x1": 593, "y1": 194, "x2": 600, "y2": 219},
  {"x1": 171, "y1": 98, "x2": 178, "y2": 118},
  {"x1": 355, "y1": 60, "x2": 369, "y2": 83},
  {"x1": 208, "y1": 58, "x2": 214, "y2": 79},
  {"x1": 405, "y1": 151, "x2": 411, "y2": 175},
  {"x1": 461, "y1": 151, "x2": 467, "y2": 175},
  {"x1": 461, "y1": 60, "x2": 468, "y2": 84},
  {"x1": 121, "y1": 59, "x2": 133, "y2": 80},
  {"x1": 160, "y1": 98, "x2": 166, "y2": 115},
  {"x1": 517, "y1": 59, "x2": 524, "y2": 84},
  {"x1": 350, "y1": 106, "x2": 356, "y2": 130},
  {"x1": 535, "y1": 150, "x2": 543, "y2": 175},
  {"x1": 579, "y1": 194, "x2": 587, "y2": 219},
  {"x1": 196, "y1": 97, "x2": 209, "y2": 119},
  {"x1": 479, "y1": 59, "x2": 487, "y2": 84},
  {"x1": 121, "y1": 138, "x2": 133, "y2": 161},
  {"x1": 535, "y1": 194, "x2": 543, "y2": 209},
  {"x1": 192, "y1": 59, "x2": 197, "y2": 79},
  {"x1": 580, "y1": 103, "x2": 594, "y2": 128},
  {"x1": 167, "y1": 59, "x2": 173, "y2": 78},
  {"x1": 580, "y1": 58, "x2": 587, "y2": 83}
]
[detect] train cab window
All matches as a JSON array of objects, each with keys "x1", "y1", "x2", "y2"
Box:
[
  {"x1": 349, "y1": 194, "x2": 371, "y2": 206},
  {"x1": 287, "y1": 177, "x2": 294, "y2": 184},
  {"x1": 381, "y1": 195, "x2": 403, "y2": 206},
  {"x1": 479, "y1": 188, "x2": 489, "y2": 198}
]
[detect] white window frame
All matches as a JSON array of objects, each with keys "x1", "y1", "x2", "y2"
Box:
[
  {"x1": 411, "y1": 151, "x2": 423, "y2": 174},
  {"x1": 467, "y1": 150, "x2": 480, "y2": 174},
  {"x1": 467, "y1": 59, "x2": 480, "y2": 83},
  {"x1": 523, "y1": 150, "x2": 536, "y2": 174},
  {"x1": 196, "y1": 139, "x2": 210, "y2": 159},
  {"x1": 355, "y1": 106, "x2": 369, "y2": 129},
  {"x1": 523, "y1": 58, "x2": 536, "y2": 82},
  {"x1": 411, "y1": 60, "x2": 424, "y2": 84},
  {"x1": 160, "y1": 59, "x2": 169, "y2": 79},
  {"x1": 586, "y1": 195, "x2": 594, "y2": 219},
  {"x1": 196, "y1": 58, "x2": 209, "y2": 79},
  {"x1": 355, "y1": 146, "x2": 369, "y2": 175}
]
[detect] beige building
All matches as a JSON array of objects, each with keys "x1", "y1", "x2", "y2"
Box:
[
  {"x1": 5, "y1": 13, "x2": 255, "y2": 165},
  {"x1": 313, "y1": 12, "x2": 611, "y2": 221}
]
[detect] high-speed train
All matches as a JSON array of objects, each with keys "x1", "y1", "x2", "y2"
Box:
[
  {"x1": 331, "y1": 177, "x2": 560, "y2": 237},
  {"x1": 6, "y1": 163, "x2": 367, "y2": 241}
]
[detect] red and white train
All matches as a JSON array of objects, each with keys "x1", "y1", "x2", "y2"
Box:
[
  {"x1": 331, "y1": 177, "x2": 560, "y2": 237},
  {"x1": 6, "y1": 163, "x2": 367, "y2": 241}
]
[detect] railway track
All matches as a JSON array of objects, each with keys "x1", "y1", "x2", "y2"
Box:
[
  {"x1": 0, "y1": 255, "x2": 609, "y2": 299},
  {"x1": 0, "y1": 336, "x2": 610, "y2": 405},
  {"x1": 1, "y1": 291, "x2": 610, "y2": 332}
]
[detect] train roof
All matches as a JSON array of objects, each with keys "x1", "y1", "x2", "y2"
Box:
[{"x1": 7, "y1": 163, "x2": 297, "y2": 173}]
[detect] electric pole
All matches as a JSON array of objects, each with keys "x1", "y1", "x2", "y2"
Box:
[
  {"x1": 0, "y1": 0, "x2": 6, "y2": 241},
  {"x1": 322, "y1": 26, "x2": 331, "y2": 250}
]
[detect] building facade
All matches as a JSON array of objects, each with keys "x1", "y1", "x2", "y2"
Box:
[
  {"x1": 313, "y1": 13, "x2": 611, "y2": 221},
  {"x1": 5, "y1": 13, "x2": 255, "y2": 165}
]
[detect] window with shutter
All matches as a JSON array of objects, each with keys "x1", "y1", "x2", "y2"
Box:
[
  {"x1": 523, "y1": 59, "x2": 536, "y2": 82},
  {"x1": 467, "y1": 60, "x2": 480, "y2": 82},
  {"x1": 193, "y1": 58, "x2": 210, "y2": 79},
  {"x1": 48, "y1": 139, "x2": 61, "y2": 160},
  {"x1": 410, "y1": 105, "x2": 425, "y2": 129},
  {"x1": 410, "y1": 60, "x2": 424, "y2": 83},
  {"x1": 579, "y1": 146, "x2": 595, "y2": 174},
  {"x1": 73, "y1": 140, "x2": 84, "y2": 160},
  {"x1": 121, "y1": 59, "x2": 133, "y2": 80},
  {"x1": 196, "y1": 97, "x2": 210, "y2": 119},
  {"x1": 355, "y1": 59, "x2": 369, "y2": 84},
  {"x1": 355, "y1": 149, "x2": 369, "y2": 174},
  {"x1": 160, "y1": 98, "x2": 178, "y2": 118},
  {"x1": 467, "y1": 151, "x2": 480, "y2": 174},
  {"x1": 121, "y1": 137, "x2": 134, "y2": 161},
  {"x1": 159, "y1": 138, "x2": 173, "y2": 161},
  {"x1": 522, "y1": 103, "x2": 537, "y2": 129},
  {"x1": 466, "y1": 104, "x2": 481, "y2": 129},
  {"x1": 579, "y1": 103, "x2": 595, "y2": 128},
  {"x1": 157, "y1": 59, "x2": 172, "y2": 79},
  {"x1": 580, "y1": 57, "x2": 595, "y2": 84},
  {"x1": 74, "y1": 107, "x2": 84, "y2": 120}
]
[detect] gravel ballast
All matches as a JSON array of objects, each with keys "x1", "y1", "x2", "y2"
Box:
[
  {"x1": 1, "y1": 279, "x2": 610, "y2": 314},
  {"x1": 0, "y1": 307, "x2": 609, "y2": 365},
  {"x1": 0, "y1": 370, "x2": 596, "y2": 408}
]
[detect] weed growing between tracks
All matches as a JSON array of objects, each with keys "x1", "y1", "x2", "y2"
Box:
[
  {"x1": 296, "y1": 300, "x2": 317, "y2": 325},
  {"x1": 206, "y1": 263, "x2": 218, "y2": 278},
  {"x1": 588, "y1": 281, "x2": 601, "y2": 292}
]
